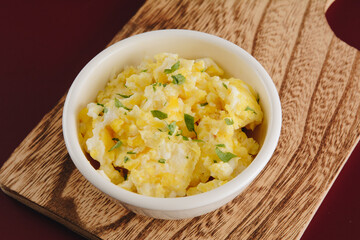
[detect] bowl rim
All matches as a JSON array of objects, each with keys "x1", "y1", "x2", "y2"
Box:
[{"x1": 63, "y1": 29, "x2": 282, "y2": 211}]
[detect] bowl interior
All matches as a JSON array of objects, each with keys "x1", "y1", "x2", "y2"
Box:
[{"x1": 63, "y1": 30, "x2": 280, "y2": 211}]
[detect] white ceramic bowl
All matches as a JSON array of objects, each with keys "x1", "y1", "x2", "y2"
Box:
[{"x1": 63, "y1": 29, "x2": 281, "y2": 220}]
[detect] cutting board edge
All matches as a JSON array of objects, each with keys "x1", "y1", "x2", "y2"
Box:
[
  {"x1": 297, "y1": 135, "x2": 360, "y2": 239},
  {"x1": 0, "y1": 184, "x2": 100, "y2": 240}
]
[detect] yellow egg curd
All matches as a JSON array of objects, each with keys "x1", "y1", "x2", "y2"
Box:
[{"x1": 78, "y1": 53, "x2": 263, "y2": 198}]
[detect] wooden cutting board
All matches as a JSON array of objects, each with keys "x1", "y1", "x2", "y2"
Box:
[{"x1": 1, "y1": 0, "x2": 359, "y2": 239}]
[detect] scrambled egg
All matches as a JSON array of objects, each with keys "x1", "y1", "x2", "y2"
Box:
[{"x1": 78, "y1": 53, "x2": 263, "y2": 198}]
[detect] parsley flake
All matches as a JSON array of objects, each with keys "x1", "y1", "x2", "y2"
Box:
[
  {"x1": 215, "y1": 147, "x2": 237, "y2": 162},
  {"x1": 115, "y1": 98, "x2": 131, "y2": 111},
  {"x1": 164, "y1": 61, "x2": 180, "y2": 74},
  {"x1": 141, "y1": 69, "x2": 148, "y2": 72},
  {"x1": 213, "y1": 160, "x2": 218, "y2": 163},
  {"x1": 222, "y1": 83, "x2": 228, "y2": 89},
  {"x1": 108, "y1": 138, "x2": 122, "y2": 152},
  {"x1": 216, "y1": 144, "x2": 226, "y2": 147},
  {"x1": 184, "y1": 114, "x2": 196, "y2": 134},
  {"x1": 172, "y1": 74, "x2": 186, "y2": 84},
  {"x1": 127, "y1": 151, "x2": 136, "y2": 154},
  {"x1": 124, "y1": 156, "x2": 130, "y2": 163},
  {"x1": 158, "y1": 158, "x2": 166, "y2": 164},
  {"x1": 167, "y1": 121, "x2": 177, "y2": 135},
  {"x1": 97, "y1": 103, "x2": 108, "y2": 113},
  {"x1": 225, "y1": 118, "x2": 234, "y2": 125},
  {"x1": 200, "y1": 102, "x2": 208, "y2": 107},
  {"x1": 192, "y1": 139, "x2": 204, "y2": 143},
  {"x1": 182, "y1": 136, "x2": 189, "y2": 141},
  {"x1": 151, "y1": 110, "x2": 168, "y2": 120},
  {"x1": 201, "y1": 68, "x2": 207, "y2": 73},
  {"x1": 245, "y1": 106, "x2": 257, "y2": 114},
  {"x1": 117, "y1": 93, "x2": 133, "y2": 98},
  {"x1": 256, "y1": 93, "x2": 260, "y2": 103}
]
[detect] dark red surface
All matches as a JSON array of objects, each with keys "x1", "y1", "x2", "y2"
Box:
[
  {"x1": 325, "y1": 0, "x2": 360, "y2": 50},
  {"x1": 0, "y1": 1, "x2": 359, "y2": 239}
]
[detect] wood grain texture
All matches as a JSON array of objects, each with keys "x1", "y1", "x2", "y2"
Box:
[{"x1": 1, "y1": 0, "x2": 359, "y2": 239}]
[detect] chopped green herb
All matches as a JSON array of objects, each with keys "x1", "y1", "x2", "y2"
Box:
[
  {"x1": 117, "y1": 93, "x2": 133, "y2": 98},
  {"x1": 97, "y1": 103, "x2": 108, "y2": 113},
  {"x1": 201, "y1": 68, "x2": 207, "y2": 73},
  {"x1": 172, "y1": 74, "x2": 186, "y2": 84},
  {"x1": 141, "y1": 69, "x2": 148, "y2": 72},
  {"x1": 213, "y1": 160, "x2": 218, "y2": 163},
  {"x1": 225, "y1": 118, "x2": 234, "y2": 125},
  {"x1": 103, "y1": 107, "x2": 108, "y2": 113},
  {"x1": 158, "y1": 158, "x2": 166, "y2": 164},
  {"x1": 124, "y1": 156, "x2": 130, "y2": 163},
  {"x1": 164, "y1": 101, "x2": 167, "y2": 106},
  {"x1": 152, "y1": 83, "x2": 157, "y2": 92},
  {"x1": 216, "y1": 144, "x2": 226, "y2": 147},
  {"x1": 200, "y1": 102, "x2": 208, "y2": 107},
  {"x1": 145, "y1": 98, "x2": 148, "y2": 102},
  {"x1": 115, "y1": 98, "x2": 131, "y2": 111},
  {"x1": 124, "y1": 112, "x2": 127, "y2": 115},
  {"x1": 192, "y1": 139, "x2": 204, "y2": 143},
  {"x1": 124, "y1": 171, "x2": 128, "y2": 180},
  {"x1": 158, "y1": 128, "x2": 164, "y2": 132},
  {"x1": 184, "y1": 114, "x2": 195, "y2": 133},
  {"x1": 162, "y1": 83, "x2": 167, "y2": 87},
  {"x1": 151, "y1": 110, "x2": 168, "y2": 120},
  {"x1": 182, "y1": 136, "x2": 189, "y2": 141},
  {"x1": 222, "y1": 83, "x2": 228, "y2": 89},
  {"x1": 108, "y1": 138, "x2": 122, "y2": 152},
  {"x1": 245, "y1": 106, "x2": 257, "y2": 114},
  {"x1": 186, "y1": 156, "x2": 189, "y2": 159},
  {"x1": 167, "y1": 121, "x2": 177, "y2": 135},
  {"x1": 164, "y1": 61, "x2": 180, "y2": 74},
  {"x1": 127, "y1": 151, "x2": 136, "y2": 154},
  {"x1": 124, "y1": 84, "x2": 128, "y2": 88},
  {"x1": 215, "y1": 147, "x2": 237, "y2": 162},
  {"x1": 256, "y1": 93, "x2": 260, "y2": 103}
]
